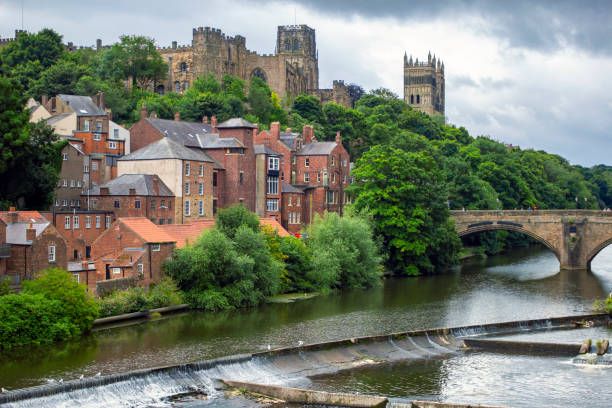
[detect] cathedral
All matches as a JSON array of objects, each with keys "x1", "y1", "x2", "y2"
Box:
[
  {"x1": 403, "y1": 51, "x2": 445, "y2": 116},
  {"x1": 157, "y1": 25, "x2": 350, "y2": 107}
]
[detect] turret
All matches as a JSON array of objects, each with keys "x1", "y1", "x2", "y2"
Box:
[
  {"x1": 409, "y1": 55, "x2": 413, "y2": 66},
  {"x1": 404, "y1": 51, "x2": 408, "y2": 65},
  {"x1": 428, "y1": 51, "x2": 432, "y2": 64}
]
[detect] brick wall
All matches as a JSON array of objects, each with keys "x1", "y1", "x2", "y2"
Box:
[
  {"x1": 55, "y1": 144, "x2": 86, "y2": 210},
  {"x1": 52, "y1": 211, "x2": 114, "y2": 260},
  {"x1": 128, "y1": 118, "x2": 164, "y2": 153}
]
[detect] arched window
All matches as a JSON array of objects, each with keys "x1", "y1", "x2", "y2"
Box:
[
  {"x1": 251, "y1": 67, "x2": 267, "y2": 82},
  {"x1": 410, "y1": 94, "x2": 414, "y2": 104},
  {"x1": 416, "y1": 95, "x2": 421, "y2": 104},
  {"x1": 182, "y1": 81, "x2": 189, "y2": 91},
  {"x1": 292, "y1": 38, "x2": 300, "y2": 51},
  {"x1": 284, "y1": 40, "x2": 291, "y2": 51},
  {"x1": 155, "y1": 85, "x2": 165, "y2": 95},
  {"x1": 174, "y1": 81, "x2": 181, "y2": 92},
  {"x1": 179, "y1": 62, "x2": 188, "y2": 72}
]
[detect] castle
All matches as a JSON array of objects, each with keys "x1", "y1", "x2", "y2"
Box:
[
  {"x1": 158, "y1": 25, "x2": 351, "y2": 107},
  {"x1": 403, "y1": 51, "x2": 445, "y2": 116}
]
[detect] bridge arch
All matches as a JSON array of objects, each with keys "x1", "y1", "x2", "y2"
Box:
[
  {"x1": 457, "y1": 224, "x2": 561, "y2": 262},
  {"x1": 586, "y1": 237, "x2": 612, "y2": 269}
]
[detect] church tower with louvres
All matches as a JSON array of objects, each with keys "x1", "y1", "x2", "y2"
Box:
[{"x1": 403, "y1": 51, "x2": 445, "y2": 116}]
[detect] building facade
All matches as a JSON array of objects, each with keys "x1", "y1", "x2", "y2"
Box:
[{"x1": 403, "y1": 52, "x2": 445, "y2": 116}]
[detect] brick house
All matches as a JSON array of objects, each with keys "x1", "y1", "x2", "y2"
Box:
[
  {"x1": 117, "y1": 138, "x2": 216, "y2": 223},
  {"x1": 49, "y1": 210, "x2": 115, "y2": 262},
  {"x1": 129, "y1": 111, "x2": 258, "y2": 213},
  {"x1": 54, "y1": 142, "x2": 89, "y2": 210},
  {"x1": 84, "y1": 174, "x2": 175, "y2": 225},
  {"x1": 0, "y1": 209, "x2": 68, "y2": 285},
  {"x1": 254, "y1": 144, "x2": 283, "y2": 222},
  {"x1": 91, "y1": 217, "x2": 175, "y2": 286}
]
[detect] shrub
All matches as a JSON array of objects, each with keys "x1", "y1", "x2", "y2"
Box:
[
  {"x1": 306, "y1": 212, "x2": 382, "y2": 290},
  {"x1": 97, "y1": 287, "x2": 147, "y2": 318},
  {"x1": 0, "y1": 276, "x2": 10, "y2": 296},
  {"x1": 279, "y1": 235, "x2": 316, "y2": 292},
  {"x1": 216, "y1": 204, "x2": 260, "y2": 239},
  {"x1": 147, "y1": 278, "x2": 184, "y2": 309}
]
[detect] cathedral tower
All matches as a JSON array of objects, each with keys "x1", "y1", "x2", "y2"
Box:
[
  {"x1": 276, "y1": 25, "x2": 319, "y2": 91},
  {"x1": 403, "y1": 51, "x2": 445, "y2": 116}
]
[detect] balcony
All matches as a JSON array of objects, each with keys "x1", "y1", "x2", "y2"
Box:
[{"x1": 0, "y1": 243, "x2": 11, "y2": 258}]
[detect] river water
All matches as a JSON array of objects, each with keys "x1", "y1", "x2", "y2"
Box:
[{"x1": 1, "y1": 246, "x2": 611, "y2": 404}]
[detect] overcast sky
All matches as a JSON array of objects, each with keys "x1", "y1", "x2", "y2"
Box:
[{"x1": 1, "y1": 0, "x2": 610, "y2": 166}]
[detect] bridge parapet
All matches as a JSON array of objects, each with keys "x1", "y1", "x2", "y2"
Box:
[{"x1": 450, "y1": 210, "x2": 612, "y2": 218}]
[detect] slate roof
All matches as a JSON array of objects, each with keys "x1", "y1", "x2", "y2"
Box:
[
  {"x1": 86, "y1": 174, "x2": 174, "y2": 197},
  {"x1": 254, "y1": 144, "x2": 281, "y2": 155},
  {"x1": 5, "y1": 221, "x2": 50, "y2": 245},
  {"x1": 279, "y1": 133, "x2": 300, "y2": 150},
  {"x1": 146, "y1": 118, "x2": 243, "y2": 149},
  {"x1": 119, "y1": 217, "x2": 176, "y2": 243},
  {"x1": 57, "y1": 94, "x2": 106, "y2": 116},
  {"x1": 119, "y1": 137, "x2": 215, "y2": 163},
  {"x1": 281, "y1": 183, "x2": 305, "y2": 194},
  {"x1": 216, "y1": 117, "x2": 257, "y2": 128},
  {"x1": 295, "y1": 141, "x2": 337, "y2": 156},
  {"x1": 45, "y1": 112, "x2": 73, "y2": 125}
]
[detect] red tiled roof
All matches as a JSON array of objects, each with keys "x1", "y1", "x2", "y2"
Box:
[
  {"x1": 160, "y1": 217, "x2": 290, "y2": 248},
  {"x1": 0, "y1": 211, "x2": 46, "y2": 224},
  {"x1": 119, "y1": 217, "x2": 175, "y2": 243}
]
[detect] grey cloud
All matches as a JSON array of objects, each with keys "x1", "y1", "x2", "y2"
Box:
[{"x1": 450, "y1": 75, "x2": 479, "y2": 88}]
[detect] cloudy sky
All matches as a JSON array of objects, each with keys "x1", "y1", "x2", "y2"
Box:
[{"x1": 1, "y1": 0, "x2": 611, "y2": 166}]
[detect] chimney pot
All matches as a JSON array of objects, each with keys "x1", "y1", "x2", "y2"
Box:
[
  {"x1": 211, "y1": 115, "x2": 218, "y2": 129},
  {"x1": 335, "y1": 131, "x2": 342, "y2": 144},
  {"x1": 271, "y1": 122, "x2": 280, "y2": 140},
  {"x1": 302, "y1": 125, "x2": 314, "y2": 144},
  {"x1": 140, "y1": 106, "x2": 148, "y2": 120},
  {"x1": 202, "y1": 115, "x2": 209, "y2": 124},
  {"x1": 174, "y1": 112, "x2": 181, "y2": 121}
]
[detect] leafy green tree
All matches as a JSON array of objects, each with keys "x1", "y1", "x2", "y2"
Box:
[
  {"x1": 292, "y1": 94, "x2": 324, "y2": 123},
  {"x1": 216, "y1": 204, "x2": 260, "y2": 239},
  {"x1": 29, "y1": 59, "x2": 91, "y2": 97},
  {"x1": 351, "y1": 145, "x2": 460, "y2": 275},
  {"x1": 279, "y1": 236, "x2": 315, "y2": 292},
  {"x1": 306, "y1": 212, "x2": 382, "y2": 289}
]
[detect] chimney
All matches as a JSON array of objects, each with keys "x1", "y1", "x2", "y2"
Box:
[
  {"x1": 172, "y1": 41, "x2": 177, "y2": 49},
  {"x1": 285, "y1": 127, "x2": 292, "y2": 133},
  {"x1": 100, "y1": 187, "x2": 109, "y2": 195},
  {"x1": 335, "y1": 131, "x2": 342, "y2": 144},
  {"x1": 211, "y1": 115, "x2": 218, "y2": 130},
  {"x1": 150, "y1": 111, "x2": 158, "y2": 119},
  {"x1": 96, "y1": 39, "x2": 102, "y2": 50},
  {"x1": 202, "y1": 115, "x2": 209, "y2": 124},
  {"x1": 129, "y1": 188, "x2": 136, "y2": 195},
  {"x1": 26, "y1": 224, "x2": 36, "y2": 242},
  {"x1": 174, "y1": 112, "x2": 181, "y2": 121},
  {"x1": 96, "y1": 91, "x2": 105, "y2": 110},
  {"x1": 41, "y1": 94, "x2": 48, "y2": 107},
  {"x1": 152, "y1": 175, "x2": 159, "y2": 193},
  {"x1": 140, "y1": 105, "x2": 148, "y2": 120},
  {"x1": 270, "y1": 122, "x2": 280, "y2": 140},
  {"x1": 303, "y1": 125, "x2": 314, "y2": 144},
  {"x1": 7, "y1": 208, "x2": 18, "y2": 224}
]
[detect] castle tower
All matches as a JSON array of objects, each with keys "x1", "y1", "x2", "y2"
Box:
[
  {"x1": 276, "y1": 25, "x2": 319, "y2": 92},
  {"x1": 403, "y1": 51, "x2": 445, "y2": 116}
]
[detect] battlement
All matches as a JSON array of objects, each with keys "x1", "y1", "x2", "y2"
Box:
[
  {"x1": 332, "y1": 80, "x2": 346, "y2": 86},
  {"x1": 278, "y1": 24, "x2": 314, "y2": 33},
  {"x1": 0, "y1": 37, "x2": 15, "y2": 46}
]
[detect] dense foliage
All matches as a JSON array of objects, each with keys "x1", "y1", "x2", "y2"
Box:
[
  {"x1": 97, "y1": 278, "x2": 184, "y2": 318},
  {"x1": 0, "y1": 268, "x2": 98, "y2": 351},
  {"x1": 165, "y1": 206, "x2": 381, "y2": 311}
]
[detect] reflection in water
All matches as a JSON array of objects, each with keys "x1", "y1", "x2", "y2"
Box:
[{"x1": 0, "y1": 247, "x2": 611, "y2": 389}]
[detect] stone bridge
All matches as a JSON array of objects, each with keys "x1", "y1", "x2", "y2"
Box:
[{"x1": 451, "y1": 210, "x2": 612, "y2": 270}]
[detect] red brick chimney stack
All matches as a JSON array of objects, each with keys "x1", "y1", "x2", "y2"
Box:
[
  {"x1": 140, "y1": 106, "x2": 148, "y2": 120},
  {"x1": 8, "y1": 207, "x2": 18, "y2": 224},
  {"x1": 202, "y1": 116, "x2": 209, "y2": 124},
  {"x1": 270, "y1": 122, "x2": 280, "y2": 141},
  {"x1": 335, "y1": 131, "x2": 342, "y2": 144},
  {"x1": 211, "y1": 115, "x2": 218, "y2": 132},
  {"x1": 96, "y1": 91, "x2": 105, "y2": 110},
  {"x1": 303, "y1": 125, "x2": 314, "y2": 144},
  {"x1": 26, "y1": 224, "x2": 36, "y2": 242},
  {"x1": 174, "y1": 112, "x2": 181, "y2": 121},
  {"x1": 41, "y1": 95, "x2": 48, "y2": 107}
]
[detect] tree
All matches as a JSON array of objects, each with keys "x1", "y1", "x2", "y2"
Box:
[
  {"x1": 29, "y1": 59, "x2": 91, "y2": 97},
  {"x1": 99, "y1": 35, "x2": 167, "y2": 89},
  {"x1": 351, "y1": 145, "x2": 460, "y2": 275},
  {"x1": 216, "y1": 204, "x2": 260, "y2": 239},
  {"x1": 292, "y1": 94, "x2": 324, "y2": 123}
]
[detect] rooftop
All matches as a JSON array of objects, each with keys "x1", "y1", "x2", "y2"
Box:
[
  {"x1": 146, "y1": 118, "x2": 244, "y2": 149},
  {"x1": 254, "y1": 144, "x2": 281, "y2": 156},
  {"x1": 119, "y1": 137, "x2": 215, "y2": 163},
  {"x1": 216, "y1": 117, "x2": 257, "y2": 129},
  {"x1": 86, "y1": 174, "x2": 174, "y2": 197},
  {"x1": 57, "y1": 94, "x2": 106, "y2": 116},
  {"x1": 295, "y1": 141, "x2": 337, "y2": 156},
  {"x1": 118, "y1": 217, "x2": 176, "y2": 243}
]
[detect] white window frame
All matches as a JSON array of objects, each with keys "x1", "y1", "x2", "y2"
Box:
[
  {"x1": 48, "y1": 245, "x2": 56, "y2": 262},
  {"x1": 93, "y1": 132, "x2": 101, "y2": 141},
  {"x1": 199, "y1": 164, "x2": 204, "y2": 176},
  {"x1": 105, "y1": 215, "x2": 111, "y2": 228},
  {"x1": 304, "y1": 158, "x2": 310, "y2": 167},
  {"x1": 266, "y1": 198, "x2": 279, "y2": 212},
  {"x1": 95, "y1": 120, "x2": 102, "y2": 133},
  {"x1": 198, "y1": 182, "x2": 204, "y2": 195},
  {"x1": 267, "y1": 176, "x2": 279, "y2": 195},
  {"x1": 185, "y1": 162, "x2": 191, "y2": 176},
  {"x1": 62, "y1": 199, "x2": 68, "y2": 207},
  {"x1": 304, "y1": 172, "x2": 310, "y2": 183},
  {"x1": 85, "y1": 216, "x2": 91, "y2": 229},
  {"x1": 184, "y1": 182, "x2": 190, "y2": 195},
  {"x1": 135, "y1": 200, "x2": 141, "y2": 209},
  {"x1": 64, "y1": 216, "x2": 71, "y2": 229},
  {"x1": 62, "y1": 152, "x2": 69, "y2": 160},
  {"x1": 151, "y1": 243, "x2": 161, "y2": 252},
  {"x1": 83, "y1": 120, "x2": 90, "y2": 132},
  {"x1": 77, "y1": 180, "x2": 82, "y2": 188},
  {"x1": 113, "y1": 128, "x2": 119, "y2": 139},
  {"x1": 92, "y1": 161, "x2": 98, "y2": 171},
  {"x1": 62, "y1": 179, "x2": 68, "y2": 187},
  {"x1": 198, "y1": 200, "x2": 204, "y2": 216},
  {"x1": 95, "y1": 215, "x2": 101, "y2": 228},
  {"x1": 70, "y1": 180, "x2": 75, "y2": 188},
  {"x1": 73, "y1": 215, "x2": 80, "y2": 229},
  {"x1": 268, "y1": 156, "x2": 280, "y2": 171},
  {"x1": 184, "y1": 200, "x2": 191, "y2": 216},
  {"x1": 112, "y1": 267, "x2": 121, "y2": 275},
  {"x1": 108, "y1": 141, "x2": 117, "y2": 149},
  {"x1": 73, "y1": 273, "x2": 80, "y2": 283}
]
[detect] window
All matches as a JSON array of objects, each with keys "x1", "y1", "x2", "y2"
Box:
[
  {"x1": 112, "y1": 267, "x2": 121, "y2": 275},
  {"x1": 76, "y1": 199, "x2": 80, "y2": 207},
  {"x1": 326, "y1": 190, "x2": 337, "y2": 204},
  {"x1": 332, "y1": 173, "x2": 336, "y2": 184},
  {"x1": 185, "y1": 162, "x2": 190, "y2": 176},
  {"x1": 266, "y1": 176, "x2": 279, "y2": 194},
  {"x1": 135, "y1": 200, "x2": 141, "y2": 209},
  {"x1": 151, "y1": 243, "x2": 161, "y2": 252},
  {"x1": 213, "y1": 172, "x2": 218, "y2": 187},
  {"x1": 137, "y1": 263, "x2": 144, "y2": 274},
  {"x1": 77, "y1": 180, "x2": 82, "y2": 188},
  {"x1": 55, "y1": 199, "x2": 60, "y2": 207},
  {"x1": 184, "y1": 182, "x2": 190, "y2": 195},
  {"x1": 289, "y1": 212, "x2": 301, "y2": 224},
  {"x1": 416, "y1": 94, "x2": 421, "y2": 104},
  {"x1": 92, "y1": 161, "x2": 98, "y2": 171},
  {"x1": 62, "y1": 152, "x2": 69, "y2": 160},
  {"x1": 73, "y1": 215, "x2": 80, "y2": 229},
  {"x1": 180, "y1": 62, "x2": 188, "y2": 72},
  {"x1": 342, "y1": 159, "x2": 347, "y2": 168},
  {"x1": 151, "y1": 199, "x2": 156, "y2": 210},
  {"x1": 304, "y1": 158, "x2": 310, "y2": 167},
  {"x1": 198, "y1": 200, "x2": 204, "y2": 216},
  {"x1": 331, "y1": 156, "x2": 335, "y2": 166},
  {"x1": 95, "y1": 120, "x2": 102, "y2": 132},
  {"x1": 70, "y1": 199, "x2": 75, "y2": 207},
  {"x1": 158, "y1": 219, "x2": 164, "y2": 225},
  {"x1": 198, "y1": 183, "x2": 204, "y2": 195},
  {"x1": 344, "y1": 175, "x2": 348, "y2": 184},
  {"x1": 105, "y1": 215, "x2": 111, "y2": 228},
  {"x1": 174, "y1": 81, "x2": 180, "y2": 92},
  {"x1": 63, "y1": 179, "x2": 68, "y2": 187},
  {"x1": 199, "y1": 164, "x2": 204, "y2": 176},
  {"x1": 266, "y1": 198, "x2": 279, "y2": 212},
  {"x1": 160, "y1": 199, "x2": 166, "y2": 209},
  {"x1": 114, "y1": 200, "x2": 120, "y2": 208},
  {"x1": 73, "y1": 273, "x2": 80, "y2": 283},
  {"x1": 85, "y1": 216, "x2": 91, "y2": 229},
  {"x1": 113, "y1": 129, "x2": 119, "y2": 139},
  {"x1": 296, "y1": 196, "x2": 301, "y2": 206},
  {"x1": 64, "y1": 216, "x2": 71, "y2": 229},
  {"x1": 62, "y1": 199, "x2": 68, "y2": 207},
  {"x1": 239, "y1": 171, "x2": 244, "y2": 185},
  {"x1": 48, "y1": 245, "x2": 56, "y2": 262},
  {"x1": 268, "y1": 157, "x2": 280, "y2": 170},
  {"x1": 304, "y1": 172, "x2": 310, "y2": 182},
  {"x1": 184, "y1": 200, "x2": 191, "y2": 216},
  {"x1": 109, "y1": 141, "x2": 117, "y2": 149},
  {"x1": 70, "y1": 180, "x2": 76, "y2": 188},
  {"x1": 316, "y1": 173, "x2": 321, "y2": 183},
  {"x1": 95, "y1": 215, "x2": 101, "y2": 228},
  {"x1": 182, "y1": 81, "x2": 189, "y2": 91},
  {"x1": 93, "y1": 132, "x2": 101, "y2": 141},
  {"x1": 292, "y1": 156, "x2": 296, "y2": 165},
  {"x1": 83, "y1": 120, "x2": 90, "y2": 131},
  {"x1": 288, "y1": 196, "x2": 292, "y2": 206}
]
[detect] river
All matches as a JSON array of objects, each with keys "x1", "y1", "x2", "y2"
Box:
[{"x1": 1, "y1": 246, "x2": 611, "y2": 402}]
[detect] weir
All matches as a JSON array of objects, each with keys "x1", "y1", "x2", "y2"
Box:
[{"x1": 0, "y1": 313, "x2": 608, "y2": 407}]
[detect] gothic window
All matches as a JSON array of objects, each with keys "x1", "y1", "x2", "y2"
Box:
[
  {"x1": 284, "y1": 40, "x2": 291, "y2": 51},
  {"x1": 251, "y1": 68, "x2": 267, "y2": 83},
  {"x1": 182, "y1": 81, "x2": 189, "y2": 91},
  {"x1": 410, "y1": 95, "x2": 414, "y2": 104},
  {"x1": 174, "y1": 81, "x2": 181, "y2": 92},
  {"x1": 292, "y1": 38, "x2": 300, "y2": 51},
  {"x1": 416, "y1": 95, "x2": 421, "y2": 104},
  {"x1": 179, "y1": 62, "x2": 188, "y2": 72},
  {"x1": 155, "y1": 85, "x2": 165, "y2": 95}
]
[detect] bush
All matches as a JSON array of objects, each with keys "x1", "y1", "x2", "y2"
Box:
[
  {"x1": 279, "y1": 235, "x2": 316, "y2": 292},
  {"x1": 0, "y1": 277, "x2": 10, "y2": 296},
  {"x1": 147, "y1": 278, "x2": 184, "y2": 309},
  {"x1": 216, "y1": 204, "x2": 260, "y2": 239},
  {"x1": 0, "y1": 268, "x2": 98, "y2": 351},
  {"x1": 306, "y1": 212, "x2": 382, "y2": 290},
  {"x1": 97, "y1": 287, "x2": 147, "y2": 318}
]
